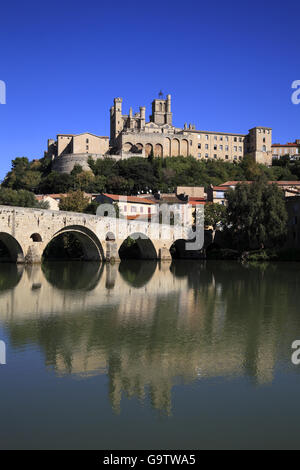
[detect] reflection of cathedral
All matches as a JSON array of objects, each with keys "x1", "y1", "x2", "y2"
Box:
[{"x1": 0, "y1": 261, "x2": 297, "y2": 414}]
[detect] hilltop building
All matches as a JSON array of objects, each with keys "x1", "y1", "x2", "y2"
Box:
[
  {"x1": 272, "y1": 140, "x2": 300, "y2": 159},
  {"x1": 48, "y1": 94, "x2": 274, "y2": 173}
]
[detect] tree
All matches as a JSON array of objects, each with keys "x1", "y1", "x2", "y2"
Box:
[
  {"x1": 74, "y1": 170, "x2": 95, "y2": 191},
  {"x1": 70, "y1": 164, "x2": 83, "y2": 177},
  {"x1": 19, "y1": 170, "x2": 42, "y2": 192},
  {"x1": 0, "y1": 187, "x2": 45, "y2": 208},
  {"x1": 106, "y1": 175, "x2": 133, "y2": 194},
  {"x1": 203, "y1": 203, "x2": 227, "y2": 240},
  {"x1": 38, "y1": 172, "x2": 74, "y2": 194},
  {"x1": 59, "y1": 191, "x2": 90, "y2": 213},
  {"x1": 226, "y1": 178, "x2": 288, "y2": 250}
]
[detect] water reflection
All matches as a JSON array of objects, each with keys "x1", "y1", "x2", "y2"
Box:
[{"x1": 1, "y1": 260, "x2": 300, "y2": 415}]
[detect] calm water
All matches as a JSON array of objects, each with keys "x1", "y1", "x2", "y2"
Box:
[{"x1": 0, "y1": 260, "x2": 300, "y2": 449}]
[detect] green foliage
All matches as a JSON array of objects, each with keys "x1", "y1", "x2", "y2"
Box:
[
  {"x1": 43, "y1": 233, "x2": 85, "y2": 260},
  {"x1": 204, "y1": 203, "x2": 227, "y2": 229},
  {"x1": 226, "y1": 178, "x2": 288, "y2": 250},
  {"x1": 59, "y1": 191, "x2": 90, "y2": 213},
  {"x1": 1, "y1": 152, "x2": 299, "y2": 215},
  {"x1": 0, "y1": 187, "x2": 45, "y2": 208},
  {"x1": 38, "y1": 172, "x2": 74, "y2": 194}
]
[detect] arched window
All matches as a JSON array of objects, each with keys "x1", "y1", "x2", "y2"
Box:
[{"x1": 30, "y1": 233, "x2": 42, "y2": 242}]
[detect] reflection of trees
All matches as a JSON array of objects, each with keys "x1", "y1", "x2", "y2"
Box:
[
  {"x1": 3, "y1": 261, "x2": 300, "y2": 414},
  {"x1": 0, "y1": 263, "x2": 23, "y2": 291},
  {"x1": 119, "y1": 260, "x2": 157, "y2": 287}
]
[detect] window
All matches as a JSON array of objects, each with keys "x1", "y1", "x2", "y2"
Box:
[
  {"x1": 205, "y1": 135, "x2": 208, "y2": 140},
  {"x1": 123, "y1": 205, "x2": 127, "y2": 212},
  {"x1": 86, "y1": 138, "x2": 89, "y2": 143},
  {"x1": 214, "y1": 136, "x2": 217, "y2": 141},
  {"x1": 225, "y1": 136, "x2": 229, "y2": 141},
  {"x1": 239, "y1": 146, "x2": 242, "y2": 152},
  {"x1": 234, "y1": 137, "x2": 237, "y2": 142},
  {"x1": 263, "y1": 138, "x2": 266, "y2": 143},
  {"x1": 198, "y1": 144, "x2": 201, "y2": 149},
  {"x1": 220, "y1": 145, "x2": 223, "y2": 150},
  {"x1": 205, "y1": 144, "x2": 209, "y2": 149},
  {"x1": 205, "y1": 153, "x2": 209, "y2": 158},
  {"x1": 214, "y1": 154, "x2": 217, "y2": 159},
  {"x1": 220, "y1": 136, "x2": 223, "y2": 141},
  {"x1": 140, "y1": 207, "x2": 144, "y2": 213},
  {"x1": 225, "y1": 145, "x2": 229, "y2": 151},
  {"x1": 225, "y1": 155, "x2": 229, "y2": 160},
  {"x1": 262, "y1": 145, "x2": 266, "y2": 152},
  {"x1": 131, "y1": 206, "x2": 136, "y2": 213},
  {"x1": 234, "y1": 146, "x2": 237, "y2": 152},
  {"x1": 239, "y1": 137, "x2": 243, "y2": 142},
  {"x1": 214, "y1": 145, "x2": 217, "y2": 150},
  {"x1": 197, "y1": 153, "x2": 201, "y2": 158},
  {"x1": 190, "y1": 140, "x2": 193, "y2": 146},
  {"x1": 234, "y1": 156, "x2": 237, "y2": 160}
]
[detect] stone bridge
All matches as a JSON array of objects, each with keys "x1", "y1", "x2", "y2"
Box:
[{"x1": 0, "y1": 206, "x2": 196, "y2": 263}]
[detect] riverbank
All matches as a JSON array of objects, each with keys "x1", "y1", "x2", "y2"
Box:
[{"x1": 206, "y1": 247, "x2": 300, "y2": 262}]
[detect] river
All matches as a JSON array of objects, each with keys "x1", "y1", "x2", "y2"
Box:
[{"x1": 0, "y1": 260, "x2": 300, "y2": 449}]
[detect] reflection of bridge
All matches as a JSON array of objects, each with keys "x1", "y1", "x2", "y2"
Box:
[
  {"x1": 0, "y1": 206, "x2": 193, "y2": 263},
  {"x1": 0, "y1": 261, "x2": 288, "y2": 415}
]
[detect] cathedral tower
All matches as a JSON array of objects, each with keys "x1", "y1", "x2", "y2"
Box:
[{"x1": 150, "y1": 94, "x2": 172, "y2": 125}]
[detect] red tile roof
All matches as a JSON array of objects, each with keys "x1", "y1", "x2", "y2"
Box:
[
  {"x1": 272, "y1": 143, "x2": 299, "y2": 147},
  {"x1": 213, "y1": 181, "x2": 300, "y2": 190},
  {"x1": 102, "y1": 193, "x2": 156, "y2": 204}
]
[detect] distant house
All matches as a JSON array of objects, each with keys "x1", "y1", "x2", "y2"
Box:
[
  {"x1": 35, "y1": 194, "x2": 61, "y2": 210},
  {"x1": 137, "y1": 189, "x2": 206, "y2": 225},
  {"x1": 207, "y1": 181, "x2": 300, "y2": 205},
  {"x1": 272, "y1": 140, "x2": 300, "y2": 159},
  {"x1": 36, "y1": 193, "x2": 95, "y2": 210},
  {"x1": 95, "y1": 193, "x2": 157, "y2": 219}
]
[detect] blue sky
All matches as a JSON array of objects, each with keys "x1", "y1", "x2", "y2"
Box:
[{"x1": 0, "y1": 0, "x2": 299, "y2": 179}]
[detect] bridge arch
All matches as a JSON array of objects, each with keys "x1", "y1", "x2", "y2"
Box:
[
  {"x1": 119, "y1": 233, "x2": 158, "y2": 260},
  {"x1": 43, "y1": 225, "x2": 105, "y2": 262},
  {"x1": 0, "y1": 232, "x2": 24, "y2": 263}
]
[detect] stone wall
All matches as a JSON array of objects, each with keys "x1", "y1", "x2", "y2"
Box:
[{"x1": 0, "y1": 206, "x2": 191, "y2": 263}]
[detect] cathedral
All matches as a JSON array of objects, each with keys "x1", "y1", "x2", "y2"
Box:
[{"x1": 48, "y1": 94, "x2": 273, "y2": 173}]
